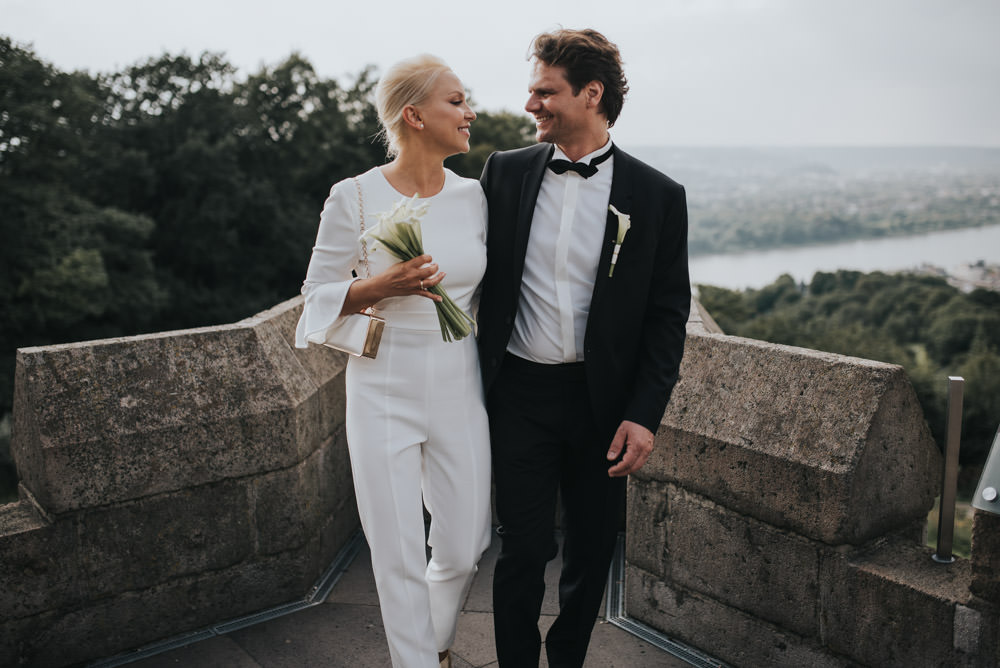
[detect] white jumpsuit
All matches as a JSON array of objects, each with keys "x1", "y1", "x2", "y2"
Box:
[{"x1": 295, "y1": 167, "x2": 492, "y2": 667}]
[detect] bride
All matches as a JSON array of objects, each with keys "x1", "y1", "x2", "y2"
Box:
[{"x1": 295, "y1": 55, "x2": 491, "y2": 668}]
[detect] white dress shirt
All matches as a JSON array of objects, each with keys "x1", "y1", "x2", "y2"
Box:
[{"x1": 508, "y1": 138, "x2": 614, "y2": 363}]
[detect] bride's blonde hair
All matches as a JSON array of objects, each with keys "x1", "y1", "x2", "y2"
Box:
[{"x1": 375, "y1": 54, "x2": 453, "y2": 158}]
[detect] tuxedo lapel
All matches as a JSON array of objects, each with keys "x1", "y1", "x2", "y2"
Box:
[
  {"x1": 511, "y1": 144, "x2": 553, "y2": 291},
  {"x1": 589, "y1": 146, "x2": 634, "y2": 315}
]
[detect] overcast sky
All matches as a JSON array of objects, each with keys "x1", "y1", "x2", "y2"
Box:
[{"x1": 4, "y1": 0, "x2": 999, "y2": 147}]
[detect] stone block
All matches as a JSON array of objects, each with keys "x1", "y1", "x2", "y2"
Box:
[
  {"x1": 253, "y1": 451, "x2": 323, "y2": 556},
  {"x1": 0, "y1": 609, "x2": 63, "y2": 668},
  {"x1": 0, "y1": 500, "x2": 82, "y2": 621},
  {"x1": 820, "y1": 537, "x2": 975, "y2": 667},
  {"x1": 248, "y1": 297, "x2": 349, "y2": 443},
  {"x1": 18, "y1": 543, "x2": 324, "y2": 667},
  {"x1": 667, "y1": 488, "x2": 821, "y2": 638},
  {"x1": 643, "y1": 331, "x2": 941, "y2": 545},
  {"x1": 970, "y1": 511, "x2": 1000, "y2": 604},
  {"x1": 76, "y1": 480, "x2": 253, "y2": 598},
  {"x1": 625, "y1": 564, "x2": 857, "y2": 668},
  {"x1": 12, "y1": 318, "x2": 324, "y2": 514},
  {"x1": 318, "y1": 426, "x2": 356, "y2": 521},
  {"x1": 625, "y1": 478, "x2": 669, "y2": 579}
]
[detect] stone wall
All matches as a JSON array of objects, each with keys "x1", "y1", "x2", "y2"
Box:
[
  {"x1": 4, "y1": 295, "x2": 999, "y2": 667},
  {"x1": 0, "y1": 297, "x2": 360, "y2": 667},
  {"x1": 625, "y1": 302, "x2": 1000, "y2": 667}
]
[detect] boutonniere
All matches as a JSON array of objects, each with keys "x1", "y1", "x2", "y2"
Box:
[{"x1": 608, "y1": 204, "x2": 631, "y2": 277}]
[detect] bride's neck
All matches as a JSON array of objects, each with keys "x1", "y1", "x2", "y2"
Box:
[{"x1": 381, "y1": 150, "x2": 446, "y2": 198}]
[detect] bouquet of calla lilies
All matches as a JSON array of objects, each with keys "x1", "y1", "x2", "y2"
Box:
[{"x1": 362, "y1": 195, "x2": 476, "y2": 342}]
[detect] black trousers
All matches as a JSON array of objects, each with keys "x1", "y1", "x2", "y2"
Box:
[{"x1": 488, "y1": 354, "x2": 626, "y2": 668}]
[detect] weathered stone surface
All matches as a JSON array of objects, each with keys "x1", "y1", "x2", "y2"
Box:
[
  {"x1": 820, "y1": 537, "x2": 975, "y2": 667},
  {"x1": 12, "y1": 320, "x2": 324, "y2": 514},
  {"x1": 625, "y1": 564, "x2": 858, "y2": 668},
  {"x1": 317, "y1": 426, "x2": 360, "y2": 557},
  {"x1": 253, "y1": 449, "x2": 323, "y2": 556},
  {"x1": 970, "y1": 511, "x2": 1000, "y2": 604},
  {"x1": 625, "y1": 478, "x2": 669, "y2": 579},
  {"x1": 248, "y1": 297, "x2": 349, "y2": 443},
  {"x1": 76, "y1": 480, "x2": 253, "y2": 598},
  {"x1": 666, "y1": 487, "x2": 821, "y2": 638},
  {"x1": 4, "y1": 297, "x2": 360, "y2": 666},
  {"x1": 0, "y1": 500, "x2": 81, "y2": 620},
  {"x1": 642, "y1": 330, "x2": 941, "y2": 545},
  {"x1": 18, "y1": 545, "x2": 324, "y2": 667}
]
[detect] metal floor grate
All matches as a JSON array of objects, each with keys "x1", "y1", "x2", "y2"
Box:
[
  {"x1": 87, "y1": 530, "x2": 366, "y2": 667},
  {"x1": 91, "y1": 529, "x2": 725, "y2": 667}
]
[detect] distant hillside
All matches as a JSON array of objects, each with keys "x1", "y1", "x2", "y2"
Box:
[{"x1": 622, "y1": 146, "x2": 1000, "y2": 256}]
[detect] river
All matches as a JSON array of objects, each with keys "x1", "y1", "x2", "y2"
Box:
[{"x1": 688, "y1": 224, "x2": 1000, "y2": 290}]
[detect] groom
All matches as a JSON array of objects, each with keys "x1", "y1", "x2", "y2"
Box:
[{"x1": 478, "y1": 28, "x2": 691, "y2": 668}]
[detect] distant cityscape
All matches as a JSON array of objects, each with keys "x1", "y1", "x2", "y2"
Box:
[
  {"x1": 624, "y1": 146, "x2": 1000, "y2": 292},
  {"x1": 915, "y1": 260, "x2": 1000, "y2": 293}
]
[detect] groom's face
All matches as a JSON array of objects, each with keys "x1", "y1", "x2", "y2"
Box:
[{"x1": 525, "y1": 61, "x2": 591, "y2": 147}]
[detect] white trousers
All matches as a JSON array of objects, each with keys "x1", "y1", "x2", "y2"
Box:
[{"x1": 345, "y1": 326, "x2": 493, "y2": 668}]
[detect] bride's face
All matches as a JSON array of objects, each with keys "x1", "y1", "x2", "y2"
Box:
[{"x1": 412, "y1": 71, "x2": 476, "y2": 156}]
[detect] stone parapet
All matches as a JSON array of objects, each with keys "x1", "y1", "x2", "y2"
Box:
[
  {"x1": 625, "y1": 315, "x2": 999, "y2": 667},
  {"x1": 646, "y1": 330, "x2": 940, "y2": 546},
  {"x1": 1, "y1": 297, "x2": 359, "y2": 667}
]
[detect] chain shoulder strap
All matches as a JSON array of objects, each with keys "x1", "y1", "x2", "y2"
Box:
[
  {"x1": 352, "y1": 177, "x2": 378, "y2": 317},
  {"x1": 352, "y1": 177, "x2": 372, "y2": 279}
]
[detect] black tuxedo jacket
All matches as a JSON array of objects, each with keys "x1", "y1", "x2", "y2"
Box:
[{"x1": 478, "y1": 143, "x2": 691, "y2": 436}]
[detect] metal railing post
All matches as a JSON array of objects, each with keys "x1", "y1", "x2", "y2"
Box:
[{"x1": 932, "y1": 376, "x2": 963, "y2": 564}]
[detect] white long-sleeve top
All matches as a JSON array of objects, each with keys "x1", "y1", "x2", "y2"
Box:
[{"x1": 295, "y1": 166, "x2": 488, "y2": 348}]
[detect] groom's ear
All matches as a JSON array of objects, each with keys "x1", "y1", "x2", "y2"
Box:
[{"x1": 582, "y1": 80, "x2": 605, "y2": 112}]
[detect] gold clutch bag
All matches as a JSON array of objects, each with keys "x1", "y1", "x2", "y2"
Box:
[{"x1": 321, "y1": 311, "x2": 385, "y2": 358}]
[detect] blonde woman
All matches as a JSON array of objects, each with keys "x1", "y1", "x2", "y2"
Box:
[{"x1": 295, "y1": 55, "x2": 491, "y2": 668}]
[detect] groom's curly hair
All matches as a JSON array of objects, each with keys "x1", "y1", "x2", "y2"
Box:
[{"x1": 530, "y1": 28, "x2": 629, "y2": 127}]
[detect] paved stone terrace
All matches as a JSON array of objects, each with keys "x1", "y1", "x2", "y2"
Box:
[{"x1": 110, "y1": 534, "x2": 695, "y2": 668}]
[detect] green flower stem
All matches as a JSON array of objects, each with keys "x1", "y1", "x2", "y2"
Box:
[{"x1": 369, "y1": 227, "x2": 476, "y2": 342}]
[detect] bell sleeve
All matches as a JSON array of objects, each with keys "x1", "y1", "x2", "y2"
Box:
[{"x1": 294, "y1": 181, "x2": 363, "y2": 349}]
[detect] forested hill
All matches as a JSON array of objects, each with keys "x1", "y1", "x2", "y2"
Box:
[
  {"x1": 0, "y1": 36, "x2": 534, "y2": 414},
  {"x1": 1, "y1": 37, "x2": 537, "y2": 499},
  {"x1": 696, "y1": 270, "x2": 1000, "y2": 477}
]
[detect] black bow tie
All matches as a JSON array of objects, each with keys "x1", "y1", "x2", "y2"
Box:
[{"x1": 547, "y1": 148, "x2": 613, "y2": 178}]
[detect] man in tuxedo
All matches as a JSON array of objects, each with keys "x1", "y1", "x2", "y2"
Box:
[{"x1": 478, "y1": 28, "x2": 691, "y2": 668}]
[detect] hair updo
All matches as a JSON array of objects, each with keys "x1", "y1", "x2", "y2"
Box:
[{"x1": 375, "y1": 54, "x2": 453, "y2": 157}]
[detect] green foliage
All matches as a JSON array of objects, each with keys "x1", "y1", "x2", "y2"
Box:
[
  {"x1": 445, "y1": 109, "x2": 536, "y2": 178},
  {"x1": 0, "y1": 35, "x2": 536, "y2": 502},
  {"x1": 697, "y1": 270, "x2": 1000, "y2": 468}
]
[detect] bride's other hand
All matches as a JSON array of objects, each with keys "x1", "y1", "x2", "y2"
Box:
[
  {"x1": 378, "y1": 254, "x2": 445, "y2": 298},
  {"x1": 341, "y1": 254, "x2": 443, "y2": 315}
]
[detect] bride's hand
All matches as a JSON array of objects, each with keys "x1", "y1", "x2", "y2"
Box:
[
  {"x1": 377, "y1": 254, "x2": 445, "y2": 300},
  {"x1": 340, "y1": 255, "x2": 443, "y2": 315}
]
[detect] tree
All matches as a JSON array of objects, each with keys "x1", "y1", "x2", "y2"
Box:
[
  {"x1": 1, "y1": 39, "x2": 163, "y2": 415},
  {"x1": 445, "y1": 110, "x2": 535, "y2": 178}
]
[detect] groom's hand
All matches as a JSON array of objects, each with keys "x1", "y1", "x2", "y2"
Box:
[{"x1": 606, "y1": 420, "x2": 654, "y2": 477}]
